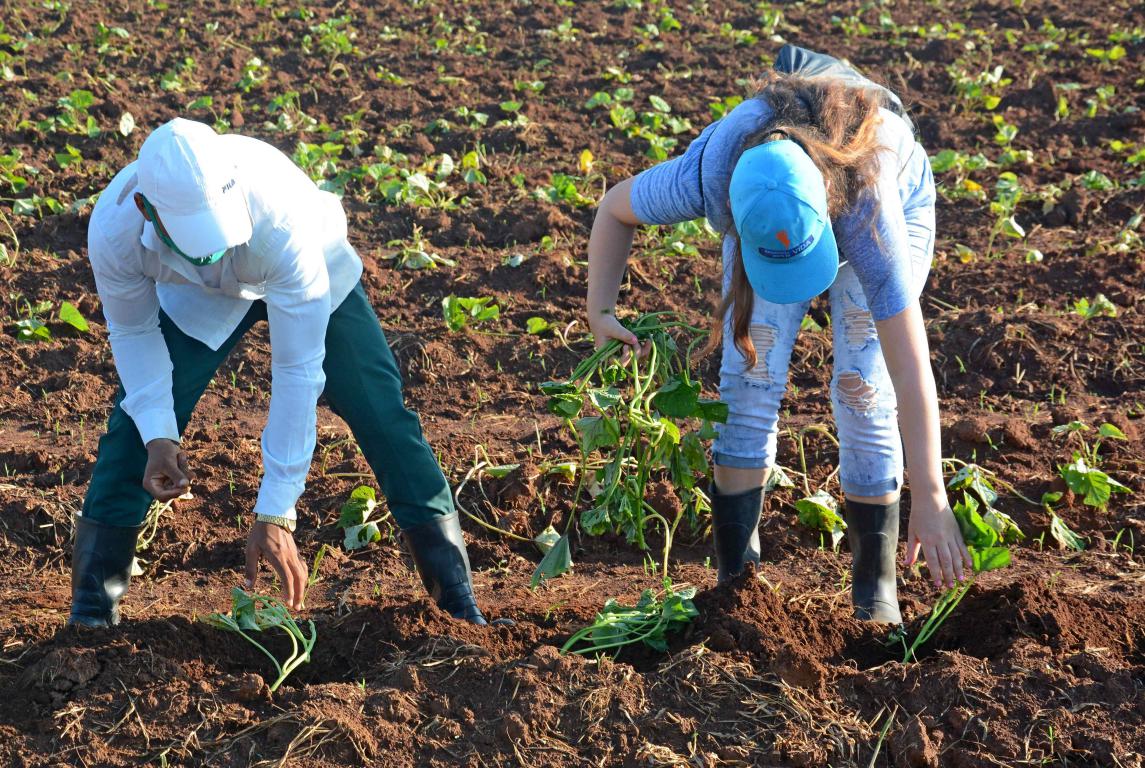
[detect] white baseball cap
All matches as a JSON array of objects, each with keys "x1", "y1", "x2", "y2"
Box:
[{"x1": 137, "y1": 118, "x2": 252, "y2": 260}]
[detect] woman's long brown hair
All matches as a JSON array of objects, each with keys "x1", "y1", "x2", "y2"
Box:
[{"x1": 709, "y1": 70, "x2": 888, "y2": 370}]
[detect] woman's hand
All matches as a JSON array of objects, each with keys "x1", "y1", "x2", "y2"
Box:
[{"x1": 905, "y1": 495, "x2": 973, "y2": 589}]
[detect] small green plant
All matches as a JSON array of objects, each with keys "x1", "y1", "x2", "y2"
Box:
[
  {"x1": 336, "y1": 485, "x2": 389, "y2": 550},
  {"x1": 442, "y1": 295, "x2": 501, "y2": 332},
  {"x1": 561, "y1": 579, "x2": 697, "y2": 655},
  {"x1": 1040, "y1": 492, "x2": 1086, "y2": 551},
  {"x1": 1071, "y1": 293, "x2": 1117, "y2": 320},
  {"x1": 202, "y1": 588, "x2": 316, "y2": 693},
  {"x1": 1052, "y1": 421, "x2": 1130, "y2": 509},
  {"x1": 382, "y1": 225, "x2": 456, "y2": 270}
]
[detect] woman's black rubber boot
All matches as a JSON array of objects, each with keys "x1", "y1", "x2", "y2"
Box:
[
  {"x1": 403, "y1": 512, "x2": 487, "y2": 625},
  {"x1": 711, "y1": 484, "x2": 764, "y2": 584},
  {"x1": 844, "y1": 498, "x2": 902, "y2": 624},
  {"x1": 69, "y1": 516, "x2": 142, "y2": 627}
]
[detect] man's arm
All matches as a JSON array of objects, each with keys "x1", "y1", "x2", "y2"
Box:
[
  {"x1": 243, "y1": 228, "x2": 331, "y2": 610},
  {"x1": 89, "y1": 224, "x2": 191, "y2": 500}
]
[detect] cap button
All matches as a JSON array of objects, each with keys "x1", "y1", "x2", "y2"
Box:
[{"x1": 765, "y1": 179, "x2": 778, "y2": 190}]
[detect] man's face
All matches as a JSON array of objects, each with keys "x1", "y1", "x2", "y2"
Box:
[{"x1": 133, "y1": 192, "x2": 226, "y2": 265}]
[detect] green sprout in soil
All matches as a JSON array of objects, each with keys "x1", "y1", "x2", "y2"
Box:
[
  {"x1": 561, "y1": 508, "x2": 697, "y2": 656},
  {"x1": 203, "y1": 588, "x2": 316, "y2": 693},
  {"x1": 532, "y1": 312, "x2": 726, "y2": 588},
  {"x1": 1053, "y1": 421, "x2": 1131, "y2": 509}
]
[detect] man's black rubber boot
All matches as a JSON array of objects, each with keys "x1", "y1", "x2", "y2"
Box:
[
  {"x1": 711, "y1": 485, "x2": 764, "y2": 584},
  {"x1": 844, "y1": 498, "x2": 902, "y2": 624},
  {"x1": 69, "y1": 516, "x2": 142, "y2": 627},
  {"x1": 404, "y1": 512, "x2": 487, "y2": 625}
]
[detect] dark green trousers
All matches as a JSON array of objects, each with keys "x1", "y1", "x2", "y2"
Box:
[{"x1": 82, "y1": 282, "x2": 453, "y2": 529}]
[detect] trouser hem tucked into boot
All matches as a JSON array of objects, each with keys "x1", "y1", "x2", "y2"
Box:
[
  {"x1": 69, "y1": 516, "x2": 142, "y2": 627},
  {"x1": 403, "y1": 512, "x2": 487, "y2": 625},
  {"x1": 844, "y1": 498, "x2": 902, "y2": 624},
  {"x1": 711, "y1": 484, "x2": 764, "y2": 584}
]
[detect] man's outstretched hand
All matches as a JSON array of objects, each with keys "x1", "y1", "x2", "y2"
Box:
[
  {"x1": 245, "y1": 521, "x2": 308, "y2": 611},
  {"x1": 143, "y1": 438, "x2": 193, "y2": 501}
]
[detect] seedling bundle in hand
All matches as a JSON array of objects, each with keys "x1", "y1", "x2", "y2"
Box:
[
  {"x1": 203, "y1": 588, "x2": 317, "y2": 693},
  {"x1": 898, "y1": 465, "x2": 1022, "y2": 663},
  {"x1": 535, "y1": 312, "x2": 726, "y2": 585}
]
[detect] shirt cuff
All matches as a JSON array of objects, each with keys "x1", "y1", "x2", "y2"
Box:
[
  {"x1": 253, "y1": 479, "x2": 301, "y2": 522},
  {"x1": 132, "y1": 409, "x2": 180, "y2": 446}
]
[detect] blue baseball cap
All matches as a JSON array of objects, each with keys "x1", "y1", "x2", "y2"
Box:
[{"x1": 729, "y1": 140, "x2": 839, "y2": 305}]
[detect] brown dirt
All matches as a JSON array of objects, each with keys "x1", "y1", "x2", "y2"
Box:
[{"x1": 1, "y1": 0, "x2": 1143, "y2": 766}]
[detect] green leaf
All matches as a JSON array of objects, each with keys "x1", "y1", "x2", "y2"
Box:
[
  {"x1": 588, "y1": 387, "x2": 622, "y2": 410},
  {"x1": 1097, "y1": 423, "x2": 1126, "y2": 441},
  {"x1": 795, "y1": 490, "x2": 846, "y2": 550},
  {"x1": 970, "y1": 546, "x2": 1011, "y2": 572},
  {"x1": 648, "y1": 94, "x2": 671, "y2": 113},
  {"x1": 581, "y1": 505, "x2": 611, "y2": 536},
  {"x1": 538, "y1": 380, "x2": 576, "y2": 396},
  {"x1": 337, "y1": 486, "x2": 377, "y2": 528},
  {"x1": 1049, "y1": 513, "x2": 1086, "y2": 552},
  {"x1": 343, "y1": 522, "x2": 381, "y2": 550},
  {"x1": 15, "y1": 316, "x2": 51, "y2": 342},
  {"x1": 526, "y1": 316, "x2": 552, "y2": 335},
  {"x1": 764, "y1": 465, "x2": 795, "y2": 491},
  {"x1": 534, "y1": 524, "x2": 561, "y2": 555},
  {"x1": 1059, "y1": 457, "x2": 1129, "y2": 509},
  {"x1": 58, "y1": 301, "x2": 89, "y2": 333},
  {"x1": 547, "y1": 392, "x2": 584, "y2": 418},
  {"x1": 232, "y1": 588, "x2": 261, "y2": 631},
  {"x1": 952, "y1": 493, "x2": 999, "y2": 549},
  {"x1": 483, "y1": 463, "x2": 519, "y2": 479},
  {"x1": 651, "y1": 375, "x2": 700, "y2": 419},
  {"x1": 1041, "y1": 491, "x2": 1064, "y2": 506},
  {"x1": 575, "y1": 415, "x2": 620, "y2": 453},
  {"x1": 695, "y1": 398, "x2": 729, "y2": 423},
  {"x1": 530, "y1": 533, "x2": 571, "y2": 588}
]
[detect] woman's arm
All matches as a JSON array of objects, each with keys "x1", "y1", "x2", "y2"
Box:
[
  {"x1": 586, "y1": 177, "x2": 643, "y2": 350},
  {"x1": 875, "y1": 299, "x2": 973, "y2": 588}
]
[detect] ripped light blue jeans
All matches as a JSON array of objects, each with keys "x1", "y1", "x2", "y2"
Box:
[{"x1": 712, "y1": 232, "x2": 933, "y2": 498}]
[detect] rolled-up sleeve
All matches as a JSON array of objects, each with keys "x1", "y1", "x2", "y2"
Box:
[
  {"x1": 89, "y1": 224, "x2": 179, "y2": 444},
  {"x1": 629, "y1": 120, "x2": 718, "y2": 225},
  {"x1": 252, "y1": 227, "x2": 331, "y2": 521}
]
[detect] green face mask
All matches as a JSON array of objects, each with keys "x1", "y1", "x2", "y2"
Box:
[{"x1": 139, "y1": 194, "x2": 226, "y2": 266}]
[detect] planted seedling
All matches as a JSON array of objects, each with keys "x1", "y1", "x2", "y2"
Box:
[
  {"x1": 1041, "y1": 492, "x2": 1086, "y2": 552},
  {"x1": 561, "y1": 500, "x2": 696, "y2": 655},
  {"x1": 336, "y1": 485, "x2": 390, "y2": 550},
  {"x1": 1053, "y1": 421, "x2": 1131, "y2": 509},
  {"x1": 897, "y1": 492, "x2": 1012, "y2": 662},
  {"x1": 442, "y1": 295, "x2": 501, "y2": 332},
  {"x1": 203, "y1": 588, "x2": 316, "y2": 693}
]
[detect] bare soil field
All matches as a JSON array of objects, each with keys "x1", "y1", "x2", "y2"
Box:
[{"x1": 0, "y1": 0, "x2": 1143, "y2": 765}]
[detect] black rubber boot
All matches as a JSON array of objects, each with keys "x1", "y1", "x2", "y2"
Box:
[
  {"x1": 403, "y1": 512, "x2": 487, "y2": 625},
  {"x1": 69, "y1": 516, "x2": 142, "y2": 627},
  {"x1": 844, "y1": 498, "x2": 902, "y2": 624},
  {"x1": 711, "y1": 485, "x2": 763, "y2": 584}
]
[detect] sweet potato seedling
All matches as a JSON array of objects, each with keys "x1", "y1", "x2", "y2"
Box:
[
  {"x1": 336, "y1": 485, "x2": 390, "y2": 550},
  {"x1": 898, "y1": 492, "x2": 1012, "y2": 663},
  {"x1": 203, "y1": 588, "x2": 317, "y2": 693},
  {"x1": 1052, "y1": 421, "x2": 1131, "y2": 509},
  {"x1": 532, "y1": 312, "x2": 726, "y2": 588}
]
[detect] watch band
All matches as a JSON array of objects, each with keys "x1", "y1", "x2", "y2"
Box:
[{"x1": 255, "y1": 514, "x2": 297, "y2": 533}]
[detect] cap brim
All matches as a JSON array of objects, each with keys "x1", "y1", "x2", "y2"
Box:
[
  {"x1": 160, "y1": 195, "x2": 252, "y2": 259},
  {"x1": 741, "y1": 221, "x2": 839, "y2": 305}
]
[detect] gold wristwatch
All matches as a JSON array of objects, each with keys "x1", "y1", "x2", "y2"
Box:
[{"x1": 255, "y1": 514, "x2": 297, "y2": 533}]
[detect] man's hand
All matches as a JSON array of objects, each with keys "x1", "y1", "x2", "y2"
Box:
[
  {"x1": 143, "y1": 438, "x2": 193, "y2": 501},
  {"x1": 245, "y1": 521, "x2": 307, "y2": 611},
  {"x1": 904, "y1": 496, "x2": 974, "y2": 590}
]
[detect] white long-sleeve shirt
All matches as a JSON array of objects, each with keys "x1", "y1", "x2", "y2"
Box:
[{"x1": 87, "y1": 134, "x2": 363, "y2": 521}]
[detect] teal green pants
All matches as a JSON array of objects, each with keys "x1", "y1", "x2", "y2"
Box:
[{"x1": 82, "y1": 282, "x2": 454, "y2": 529}]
